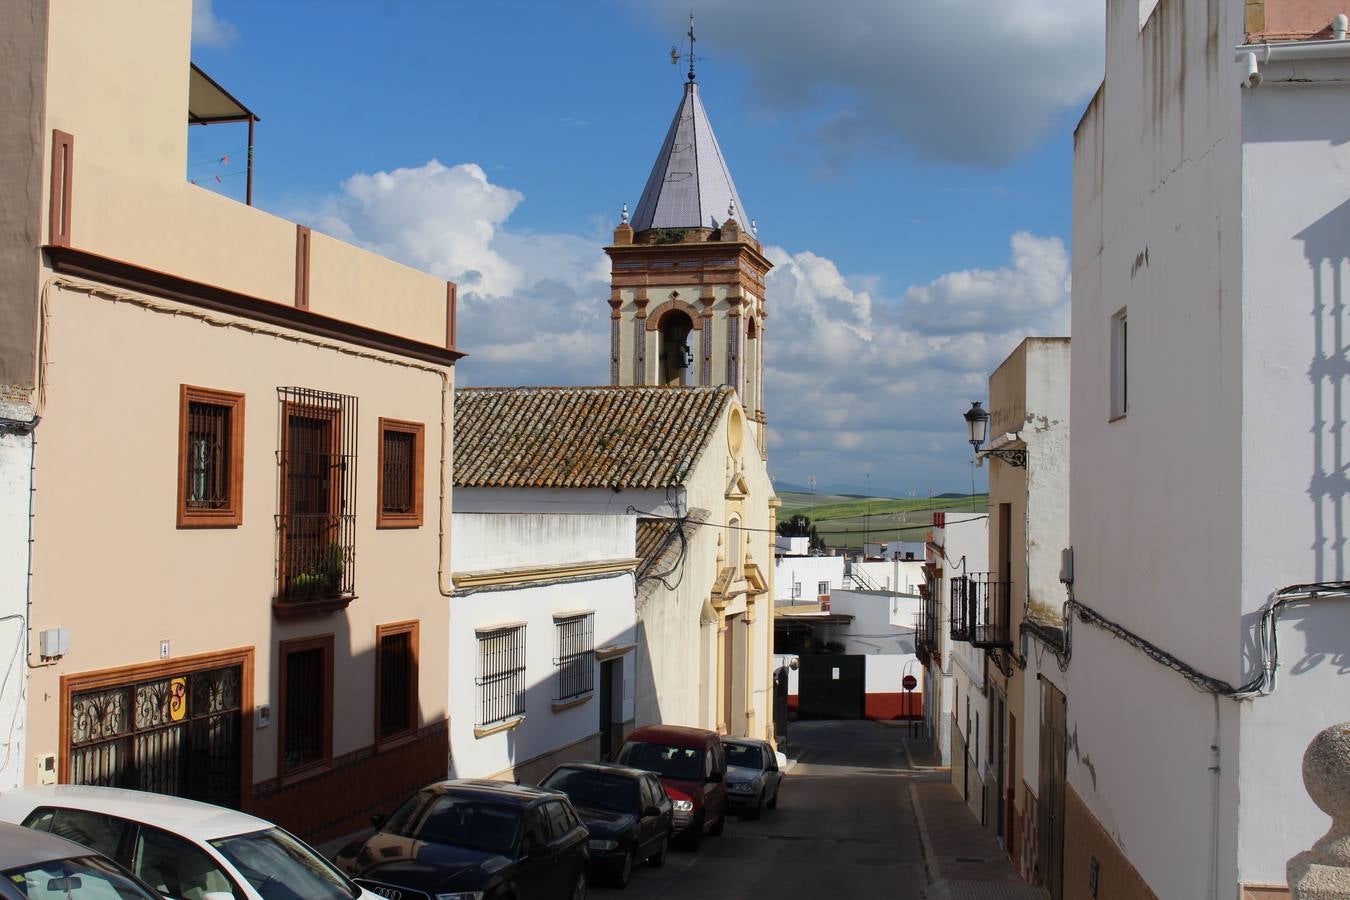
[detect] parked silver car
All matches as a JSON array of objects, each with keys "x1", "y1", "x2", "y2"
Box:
[
  {"x1": 0, "y1": 820, "x2": 163, "y2": 900},
  {"x1": 720, "y1": 738, "x2": 783, "y2": 819}
]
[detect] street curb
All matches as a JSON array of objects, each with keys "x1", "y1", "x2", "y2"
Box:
[{"x1": 909, "y1": 781, "x2": 943, "y2": 887}]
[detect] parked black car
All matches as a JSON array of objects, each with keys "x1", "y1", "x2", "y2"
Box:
[
  {"x1": 335, "y1": 779, "x2": 590, "y2": 900},
  {"x1": 538, "y1": 763, "x2": 673, "y2": 888}
]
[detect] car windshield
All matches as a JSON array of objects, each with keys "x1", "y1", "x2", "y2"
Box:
[
  {"x1": 209, "y1": 827, "x2": 358, "y2": 900},
  {"x1": 2, "y1": 854, "x2": 159, "y2": 899},
  {"x1": 616, "y1": 741, "x2": 702, "y2": 781},
  {"x1": 724, "y1": 743, "x2": 765, "y2": 770},
  {"x1": 540, "y1": 769, "x2": 638, "y2": 814},
  {"x1": 382, "y1": 794, "x2": 522, "y2": 856}
]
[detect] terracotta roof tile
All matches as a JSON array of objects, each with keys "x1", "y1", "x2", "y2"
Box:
[{"x1": 454, "y1": 386, "x2": 732, "y2": 489}]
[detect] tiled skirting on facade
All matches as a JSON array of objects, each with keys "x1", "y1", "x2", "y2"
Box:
[
  {"x1": 1063, "y1": 784, "x2": 1158, "y2": 900},
  {"x1": 251, "y1": 719, "x2": 449, "y2": 843},
  {"x1": 1017, "y1": 784, "x2": 1039, "y2": 885},
  {"x1": 483, "y1": 729, "x2": 611, "y2": 787},
  {"x1": 1241, "y1": 885, "x2": 1290, "y2": 899}
]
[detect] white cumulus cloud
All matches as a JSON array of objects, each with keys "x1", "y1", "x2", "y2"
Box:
[
  {"x1": 634, "y1": 0, "x2": 1103, "y2": 167},
  {"x1": 191, "y1": 0, "x2": 237, "y2": 48},
  {"x1": 306, "y1": 162, "x2": 1069, "y2": 488}
]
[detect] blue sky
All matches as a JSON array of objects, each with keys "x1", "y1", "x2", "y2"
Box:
[{"x1": 190, "y1": 0, "x2": 1103, "y2": 497}]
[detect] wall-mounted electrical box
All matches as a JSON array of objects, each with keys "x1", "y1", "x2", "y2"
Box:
[
  {"x1": 1059, "y1": 547, "x2": 1074, "y2": 585},
  {"x1": 39, "y1": 628, "x2": 69, "y2": 660}
]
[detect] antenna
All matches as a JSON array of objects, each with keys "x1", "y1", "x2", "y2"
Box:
[{"x1": 670, "y1": 12, "x2": 700, "y2": 82}]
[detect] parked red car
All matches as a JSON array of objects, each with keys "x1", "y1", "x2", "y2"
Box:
[{"x1": 615, "y1": 724, "x2": 727, "y2": 849}]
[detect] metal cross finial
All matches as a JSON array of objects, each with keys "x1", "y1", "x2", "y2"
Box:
[
  {"x1": 687, "y1": 13, "x2": 697, "y2": 82},
  {"x1": 621, "y1": 202, "x2": 629, "y2": 225},
  {"x1": 671, "y1": 12, "x2": 700, "y2": 82}
]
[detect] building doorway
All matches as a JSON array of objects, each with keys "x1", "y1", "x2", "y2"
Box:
[
  {"x1": 64, "y1": 651, "x2": 251, "y2": 809},
  {"x1": 599, "y1": 659, "x2": 623, "y2": 761},
  {"x1": 1039, "y1": 680, "x2": 1067, "y2": 899}
]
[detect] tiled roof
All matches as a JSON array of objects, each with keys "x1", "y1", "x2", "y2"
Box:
[
  {"x1": 636, "y1": 518, "x2": 680, "y2": 568},
  {"x1": 454, "y1": 386, "x2": 732, "y2": 489}
]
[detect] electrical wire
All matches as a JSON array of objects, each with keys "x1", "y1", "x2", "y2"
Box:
[
  {"x1": 630, "y1": 507, "x2": 988, "y2": 539},
  {"x1": 1050, "y1": 580, "x2": 1350, "y2": 699}
]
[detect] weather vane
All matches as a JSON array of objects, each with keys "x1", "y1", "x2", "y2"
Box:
[{"x1": 669, "y1": 13, "x2": 700, "y2": 83}]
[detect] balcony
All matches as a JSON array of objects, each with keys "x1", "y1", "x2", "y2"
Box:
[
  {"x1": 273, "y1": 388, "x2": 359, "y2": 619},
  {"x1": 949, "y1": 573, "x2": 1012, "y2": 649}
]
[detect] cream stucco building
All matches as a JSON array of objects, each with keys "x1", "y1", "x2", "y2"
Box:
[{"x1": 0, "y1": 0, "x2": 460, "y2": 843}]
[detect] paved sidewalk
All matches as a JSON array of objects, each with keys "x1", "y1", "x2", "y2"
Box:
[{"x1": 903, "y1": 737, "x2": 1049, "y2": 900}]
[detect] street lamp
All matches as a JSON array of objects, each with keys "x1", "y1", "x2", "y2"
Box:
[
  {"x1": 962, "y1": 400, "x2": 1026, "y2": 468},
  {"x1": 964, "y1": 401, "x2": 989, "y2": 451}
]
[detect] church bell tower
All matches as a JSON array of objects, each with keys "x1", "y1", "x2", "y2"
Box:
[{"x1": 604, "y1": 24, "x2": 773, "y2": 456}]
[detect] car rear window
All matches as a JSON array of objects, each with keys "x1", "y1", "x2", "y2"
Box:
[
  {"x1": 724, "y1": 743, "x2": 765, "y2": 769},
  {"x1": 616, "y1": 741, "x2": 702, "y2": 781},
  {"x1": 539, "y1": 768, "x2": 638, "y2": 814},
  {"x1": 382, "y1": 794, "x2": 521, "y2": 857}
]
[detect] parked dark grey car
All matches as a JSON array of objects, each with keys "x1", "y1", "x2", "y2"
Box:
[
  {"x1": 539, "y1": 763, "x2": 673, "y2": 888},
  {"x1": 336, "y1": 779, "x2": 590, "y2": 900}
]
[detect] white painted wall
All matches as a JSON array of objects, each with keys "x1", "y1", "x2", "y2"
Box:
[
  {"x1": 449, "y1": 510, "x2": 637, "y2": 779},
  {"x1": 0, "y1": 404, "x2": 31, "y2": 791},
  {"x1": 446, "y1": 572, "x2": 636, "y2": 779},
  {"x1": 1067, "y1": 3, "x2": 1246, "y2": 897},
  {"x1": 936, "y1": 514, "x2": 989, "y2": 802},
  {"x1": 452, "y1": 512, "x2": 635, "y2": 571},
  {"x1": 1236, "y1": 57, "x2": 1350, "y2": 886},
  {"x1": 775, "y1": 555, "x2": 844, "y2": 603},
  {"x1": 827, "y1": 589, "x2": 917, "y2": 657},
  {"x1": 852, "y1": 559, "x2": 925, "y2": 594}
]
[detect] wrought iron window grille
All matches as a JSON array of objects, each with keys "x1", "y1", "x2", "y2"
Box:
[
  {"x1": 554, "y1": 614, "x2": 595, "y2": 702},
  {"x1": 476, "y1": 625, "x2": 526, "y2": 727},
  {"x1": 275, "y1": 387, "x2": 358, "y2": 611}
]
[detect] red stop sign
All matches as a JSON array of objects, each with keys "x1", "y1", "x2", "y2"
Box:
[{"x1": 902, "y1": 675, "x2": 918, "y2": 691}]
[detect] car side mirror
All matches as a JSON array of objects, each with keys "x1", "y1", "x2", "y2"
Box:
[
  {"x1": 643, "y1": 805, "x2": 662, "y2": 817},
  {"x1": 525, "y1": 837, "x2": 548, "y2": 857},
  {"x1": 370, "y1": 813, "x2": 386, "y2": 829},
  {"x1": 705, "y1": 770, "x2": 723, "y2": 784}
]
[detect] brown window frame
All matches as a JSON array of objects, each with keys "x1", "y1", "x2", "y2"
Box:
[
  {"x1": 277, "y1": 634, "x2": 334, "y2": 779},
  {"x1": 375, "y1": 620, "x2": 420, "y2": 746},
  {"x1": 376, "y1": 418, "x2": 424, "y2": 529},
  {"x1": 177, "y1": 385, "x2": 245, "y2": 528}
]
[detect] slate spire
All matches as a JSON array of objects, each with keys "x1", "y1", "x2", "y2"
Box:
[{"x1": 630, "y1": 80, "x2": 748, "y2": 233}]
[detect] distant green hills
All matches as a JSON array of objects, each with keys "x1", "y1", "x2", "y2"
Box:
[{"x1": 776, "y1": 492, "x2": 988, "y2": 551}]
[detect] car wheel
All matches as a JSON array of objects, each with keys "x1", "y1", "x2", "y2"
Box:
[
  {"x1": 745, "y1": 792, "x2": 763, "y2": 820},
  {"x1": 648, "y1": 831, "x2": 670, "y2": 868},
  {"x1": 612, "y1": 849, "x2": 634, "y2": 888},
  {"x1": 571, "y1": 869, "x2": 588, "y2": 900},
  {"x1": 709, "y1": 809, "x2": 725, "y2": 836}
]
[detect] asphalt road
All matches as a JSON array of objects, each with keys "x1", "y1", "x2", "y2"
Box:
[{"x1": 595, "y1": 719, "x2": 928, "y2": 899}]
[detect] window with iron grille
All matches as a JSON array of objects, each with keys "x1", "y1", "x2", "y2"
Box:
[
  {"x1": 276, "y1": 388, "x2": 358, "y2": 608},
  {"x1": 817, "y1": 580, "x2": 830, "y2": 596},
  {"x1": 280, "y1": 635, "x2": 332, "y2": 774},
  {"x1": 554, "y1": 614, "x2": 594, "y2": 702},
  {"x1": 177, "y1": 386, "x2": 244, "y2": 527},
  {"x1": 476, "y1": 625, "x2": 525, "y2": 727},
  {"x1": 377, "y1": 418, "x2": 424, "y2": 528},
  {"x1": 377, "y1": 621, "x2": 418, "y2": 742}
]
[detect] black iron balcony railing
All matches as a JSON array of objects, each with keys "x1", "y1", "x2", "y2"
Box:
[
  {"x1": 949, "y1": 573, "x2": 1013, "y2": 648},
  {"x1": 275, "y1": 387, "x2": 358, "y2": 616}
]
